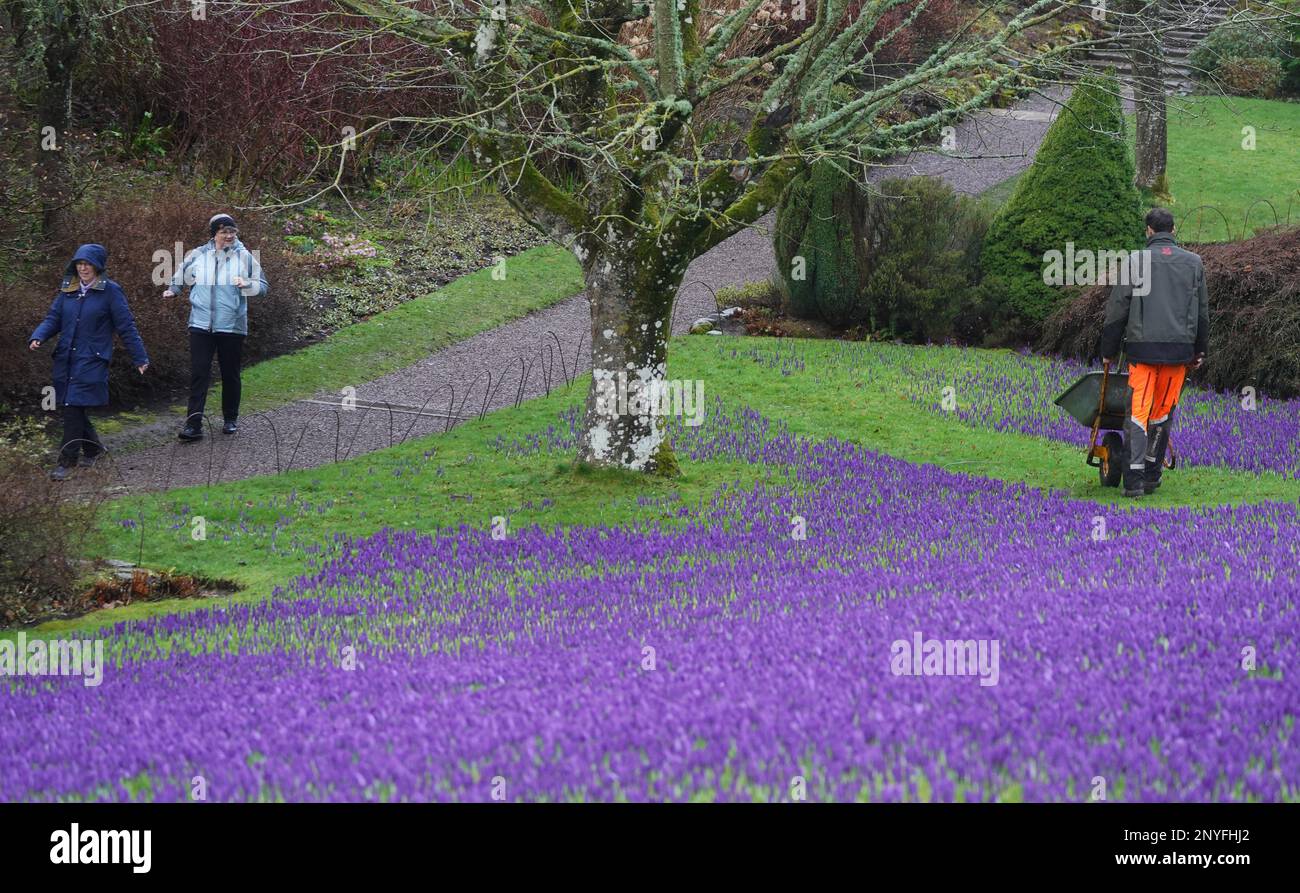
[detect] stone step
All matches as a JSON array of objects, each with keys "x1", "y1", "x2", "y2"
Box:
[
  {"x1": 1086, "y1": 42, "x2": 1198, "y2": 58},
  {"x1": 1095, "y1": 14, "x2": 1220, "y2": 25},
  {"x1": 1092, "y1": 26, "x2": 1209, "y2": 35},
  {"x1": 1085, "y1": 65, "x2": 1201, "y2": 90},
  {"x1": 1089, "y1": 59, "x2": 1199, "y2": 77},
  {"x1": 1090, "y1": 53, "x2": 1198, "y2": 75},
  {"x1": 1090, "y1": 47, "x2": 1197, "y2": 62},
  {"x1": 1097, "y1": 24, "x2": 1216, "y2": 44},
  {"x1": 1095, "y1": 69, "x2": 1200, "y2": 86},
  {"x1": 1093, "y1": 57, "x2": 1199, "y2": 67},
  {"x1": 1096, "y1": 6, "x2": 1232, "y2": 26}
]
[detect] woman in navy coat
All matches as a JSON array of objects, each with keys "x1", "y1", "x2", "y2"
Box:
[{"x1": 29, "y1": 244, "x2": 149, "y2": 480}]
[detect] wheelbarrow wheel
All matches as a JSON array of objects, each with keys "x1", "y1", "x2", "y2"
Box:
[{"x1": 1099, "y1": 431, "x2": 1125, "y2": 488}]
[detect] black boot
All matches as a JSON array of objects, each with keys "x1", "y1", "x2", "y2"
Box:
[
  {"x1": 1122, "y1": 465, "x2": 1146, "y2": 498},
  {"x1": 1122, "y1": 418, "x2": 1148, "y2": 498},
  {"x1": 1143, "y1": 407, "x2": 1175, "y2": 494}
]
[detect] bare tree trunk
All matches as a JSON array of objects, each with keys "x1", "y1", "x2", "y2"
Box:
[
  {"x1": 28, "y1": 1, "x2": 80, "y2": 238},
  {"x1": 1131, "y1": 0, "x2": 1168, "y2": 195},
  {"x1": 576, "y1": 241, "x2": 683, "y2": 475}
]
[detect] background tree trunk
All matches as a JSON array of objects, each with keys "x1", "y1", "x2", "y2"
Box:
[
  {"x1": 1131, "y1": 0, "x2": 1169, "y2": 195},
  {"x1": 22, "y1": 0, "x2": 81, "y2": 238}
]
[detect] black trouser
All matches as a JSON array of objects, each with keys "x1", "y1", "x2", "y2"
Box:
[
  {"x1": 187, "y1": 328, "x2": 245, "y2": 427},
  {"x1": 59, "y1": 404, "x2": 103, "y2": 466}
]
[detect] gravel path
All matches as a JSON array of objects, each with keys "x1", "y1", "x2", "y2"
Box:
[{"x1": 98, "y1": 86, "x2": 1077, "y2": 493}]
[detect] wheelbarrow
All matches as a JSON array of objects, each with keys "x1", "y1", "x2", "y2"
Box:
[{"x1": 1053, "y1": 359, "x2": 1176, "y2": 488}]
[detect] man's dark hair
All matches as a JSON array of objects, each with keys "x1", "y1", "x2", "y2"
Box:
[{"x1": 1145, "y1": 207, "x2": 1175, "y2": 234}]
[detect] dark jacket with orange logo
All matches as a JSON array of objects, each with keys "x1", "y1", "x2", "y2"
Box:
[{"x1": 1099, "y1": 233, "x2": 1209, "y2": 365}]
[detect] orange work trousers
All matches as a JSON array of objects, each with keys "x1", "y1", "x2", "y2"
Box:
[{"x1": 1128, "y1": 362, "x2": 1187, "y2": 429}]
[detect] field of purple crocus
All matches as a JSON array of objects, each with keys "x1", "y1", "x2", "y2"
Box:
[{"x1": 4, "y1": 402, "x2": 1297, "y2": 802}]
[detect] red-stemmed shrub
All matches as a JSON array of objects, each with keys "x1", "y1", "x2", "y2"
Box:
[{"x1": 147, "y1": 1, "x2": 454, "y2": 187}]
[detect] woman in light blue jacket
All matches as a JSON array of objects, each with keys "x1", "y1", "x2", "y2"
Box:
[{"x1": 163, "y1": 213, "x2": 267, "y2": 440}]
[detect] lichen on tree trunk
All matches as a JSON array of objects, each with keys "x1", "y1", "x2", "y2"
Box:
[{"x1": 575, "y1": 242, "x2": 685, "y2": 476}]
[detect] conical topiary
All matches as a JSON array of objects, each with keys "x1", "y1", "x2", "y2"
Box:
[{"x1": 980, "y1": 72, "x2": 1145, "y2": 329}]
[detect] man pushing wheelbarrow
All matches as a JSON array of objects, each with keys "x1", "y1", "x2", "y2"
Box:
[{"x1": 1097, "y1": 207, "x2": 1209, "y2": 498}]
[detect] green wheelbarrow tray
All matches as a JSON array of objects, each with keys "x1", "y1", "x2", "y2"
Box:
[
  {"x1": 1054, "y1": 369, "x2": 1130, "y2": 431},
  {"x1": 1055, "y1": 364, "x2": 1132, "y2": 487}
]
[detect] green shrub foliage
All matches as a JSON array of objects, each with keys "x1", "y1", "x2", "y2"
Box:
[
  {"x1": 774, "y1": 158, "x2": 868, "y2": 326},
  {"x1": 979, "y1": 72, "x2": 1143, "y2": 331},
  {"x1": 859, "y1": 176, "x2": 991, "y2": 343},
  {"x1": 1188, "y1": 11, "x2": 1288, "y2": 81}
]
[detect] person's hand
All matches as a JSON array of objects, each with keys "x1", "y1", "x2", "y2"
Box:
[
  {"x1": 162, "y1": 289, "x2": 176, "y2": 299},
  {"x1": 233, "y1": 276, "x2": 247, "y2": 288},
  {"x1": 29, "y1": 340, "x2": 41, "y2": 351},
  {"x1": 1192, "y1": 354, "x2": 1205, "y2": 369},
  {"x1": 137, "y1": 363, "x2": 149, "y2": 375}
]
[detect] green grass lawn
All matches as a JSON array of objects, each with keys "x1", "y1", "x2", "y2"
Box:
[
  {"x1": 983, "y1": 96, "x2": 1300, "y2": 241},
  {"x1": 1162, "y1": 96, "x2": 1300, "y2": 241},
  {"x1": 701, "y1": 338, "x2": 1300, "y2": 508},
  {"x1": 22, "y1": 335, "x2": 1297, "y2": 641}
]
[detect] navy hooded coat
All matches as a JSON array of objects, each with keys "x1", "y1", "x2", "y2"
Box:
[{"x1": 30, "y1": 244, "x2": 150, "y2": 407}]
